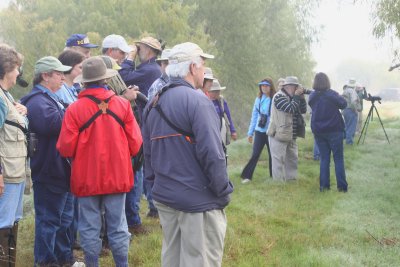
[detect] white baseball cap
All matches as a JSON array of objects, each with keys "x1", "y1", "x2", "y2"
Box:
[
  {"x1": 102, "y1": 34, "x2": 133, "y2": 53},
  {"x1": 169, "y1": 42, "x2": 214, "y2": 64}
]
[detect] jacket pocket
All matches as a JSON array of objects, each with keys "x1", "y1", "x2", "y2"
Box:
[{"x1": 1, "y1": 156, "x2": 26, "y2": 179}]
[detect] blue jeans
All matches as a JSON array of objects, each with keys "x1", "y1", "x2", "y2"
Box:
[
  {"x1": 125, "y1": 167, "x2": 143, "y2": 226},
  {"x1": 0, "y1": 181, "x2": 25, "y2": 228},
  {"x1": 313, "y1": 137, "x2": 320, "y2": 160},
  {"x1": 314, "y1": 132, "x2": 348, "y2": 191},
  {"x1": 143, "y1": 177, "x2": 157, "y2": 212},
  {"x1": 343, "y1": 108, "x2": 358, "y2": 144},
  {"x1": 33, "y1": 182, "x2": 74, "y2": 265},
  {"x1": 79, "y1": 194, "x2": 130, "y2": 267}
]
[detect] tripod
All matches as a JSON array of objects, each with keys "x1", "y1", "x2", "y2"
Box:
[{"x1": 357, "y1": 98, "x2": 390, "y2": 145}]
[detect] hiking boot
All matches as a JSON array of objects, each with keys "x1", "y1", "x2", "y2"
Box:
[
  {"x1": 129, "y1": 224, "x2": 150, "y2": 236},
  {"x1": 147, "y1": 209, "x2": 159, "y2": 218}
]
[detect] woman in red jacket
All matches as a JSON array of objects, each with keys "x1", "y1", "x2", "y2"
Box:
[{"x1": 57, "y1": 56, "x2": 142, "y2": 267}]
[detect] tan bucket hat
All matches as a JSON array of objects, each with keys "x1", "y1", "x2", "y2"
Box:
[
  {"x1": 208, "y1": 79, "x2": 226, "y2": 91},
  {"x1": 135, "y1": 37, "x2": 162, "y2": 52},
  {"x1": 74, "y1": 56, "x2": 117, "y2": 83}
]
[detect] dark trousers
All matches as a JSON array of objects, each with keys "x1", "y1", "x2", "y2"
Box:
[{"x1": 241, "y1": 131, "x2": 272, "y2": 179}]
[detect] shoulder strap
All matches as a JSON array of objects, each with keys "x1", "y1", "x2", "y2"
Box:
[
  {"x1": 79, "y1": 95, "x2": 125, "y2": 132},
  {"x1": 145, "y1": 83, "x2": 194, "y2": 138},
  {"x1": 4, "y1": 120, "x2": 28, "y2": 134},
  {"x1": 154, "y1": 105, "x2": 194, "y2": 138}
]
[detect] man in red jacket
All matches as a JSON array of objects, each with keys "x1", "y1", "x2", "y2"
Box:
[{"x1": 57, "y1": 56, "x2": 142, "y2": 267}]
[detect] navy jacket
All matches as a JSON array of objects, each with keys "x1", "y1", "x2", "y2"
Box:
[
  {"x1": 20, "y1": 86, "x2": 70, "y2": 191},
  {"x1": 119, "y1": 57, "x2": 162, "y2": 97},
  {"x1": 308, "y1": 89, "x2": 347, "y2": 134},
  {"x1": 142, "y1": 78, "x2": 233, "y2": 212}
]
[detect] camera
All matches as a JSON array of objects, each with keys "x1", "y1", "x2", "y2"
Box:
[
  {"x1": 303, "y1": 88, "x2": 313, "y2": 95},
  {"x1": 366, "y1": 93, "x2": 381, "y2": 103},
  {"x1": 258, "y1": 114, "x2": 268, "y2": 128}
]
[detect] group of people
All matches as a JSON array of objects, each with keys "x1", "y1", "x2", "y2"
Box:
[
  {"x1": 0, "y1": 33, "x2": 235, "y2": 267},
  {"x1": 240, "y1": 74, "x2": 351, "y2": 193},
  {"x1": 0, "y1": 31, "x2": 363, "y2": 267}
]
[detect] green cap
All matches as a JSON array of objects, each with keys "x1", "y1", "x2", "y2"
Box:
[{"x1": 34, "y1": 56, "x2": 72, "y2": 75}]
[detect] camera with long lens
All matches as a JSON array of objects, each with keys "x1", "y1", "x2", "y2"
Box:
[{"x1": 366, "y1": 93, "x2": 381, "y2": 103}]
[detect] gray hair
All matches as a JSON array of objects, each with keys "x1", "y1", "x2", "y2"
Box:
[{"x1": 166, "y1": 56, "x2": 203, "y2": 78}]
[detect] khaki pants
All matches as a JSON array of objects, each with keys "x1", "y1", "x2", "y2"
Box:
[
  {"x1": 154, "y1": 201, "x2": 227, "y2": 267},
  {"x1": 269, "y1": 136, "x2": 298, "y2": 181}
]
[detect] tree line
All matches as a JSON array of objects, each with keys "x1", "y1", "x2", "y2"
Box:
[{"x1": 0, "y1": 0, "x2": 318, "y2": 132}]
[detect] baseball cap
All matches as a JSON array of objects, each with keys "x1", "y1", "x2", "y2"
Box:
[
  {"x1": 204, "y1": 67, "x2": 215, "y2": 80},
  {"x1": 169, "y1": 42, "x2": 214, "y2": 64},
  {"x1": 102, "y1": 34, "x2": 133, "y2": 53},
  {"x1": 34, "y1": 56, "x2": 72, "y2": 75},
  {"x1": 156, "y1": 48, "x2": 172, "y2": 62},
  {"x1": 65, "y1": 34, "x2": 98, "y2": 48}
]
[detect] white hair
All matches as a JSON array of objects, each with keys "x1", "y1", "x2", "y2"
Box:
[{"x1": 166, "y1": 56, "x2": 203, "y2": 78}]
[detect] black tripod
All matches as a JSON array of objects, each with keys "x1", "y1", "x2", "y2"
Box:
[{"x1": 357, "y1": 96, "x2": 390, "y2": 144}]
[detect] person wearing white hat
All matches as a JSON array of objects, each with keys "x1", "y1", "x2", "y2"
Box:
[
  {"x1": 57, "y1": 56, "x2": 142, "y2": 267},
  {"x1": 208, "y1": 79, "x2": 237, "y2": 146},
  {"x1": 267, "y1": 76, "x2": 307, "y2": 181},
  {"x1": 198, "y1": 67, "x2": 214, "y2": 96},
  {"x1": 342, "y1": 78, "x2": 361, "y2": 144},
  {"x1": 102, "y1": 34, "x2": 133, "y2": 65},
  {"x1": 142, "y1": 42, "x2": 233, "y2": 267},
  {"x1": 147, "y1": 48, "x2": 172, "y2": 101}
]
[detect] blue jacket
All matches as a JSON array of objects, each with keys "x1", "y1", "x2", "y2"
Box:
[
  {"x1": 247, "y1": 95, "x2": 271, "y2": 136},
  {"x1": 142, "y1": 78, "x2": 234, "y2": 212},
  {"x1": 308, "y1": 89, "x2": 347, "y2": 134},
  {"x1": 119, "y1": 57, "x2": 162, "y2": 97},
  {"x1": 20, "y1": 85, "x2": 71, "y2": 191}
]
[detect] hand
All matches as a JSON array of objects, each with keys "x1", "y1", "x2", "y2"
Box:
[
  {"x1": 0, "y1": 175, "x2": 4, "y2": 196},
  {"x1": 231, "y1": 132, "x2": 238, "y2": 141},
  {"x1": 248, "y1": 136, "x2": 253, "y2": 144},
  {"x1": 122, "y1": 85, "x2": 139, "y2": 101},
  {"x1": 127, "y1": 45, "x2": 138, "y2": 61},
  {"x1": 15, "y1": 102, "x2": 28, "y2": 115},
  {"x1": 294, "y1": 86, "x2": 305, "y2": 96}
]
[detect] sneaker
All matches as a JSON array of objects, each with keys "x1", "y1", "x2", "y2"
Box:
[
  {"x1": 147, "y1": 209, "x2": 159, "y2": 218},
  {"x1": 241, "y1": 178, "x2": 251, "y2": 184}
]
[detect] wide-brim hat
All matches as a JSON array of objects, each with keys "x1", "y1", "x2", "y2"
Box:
[
  {"x1": 282, "y1": 76, "x2": 300, "y2": 86},
  {"x1": 209, "y1": 79, "x2": 226, "y2": 91},
  {"x1": 135, "y1": 37, "x2": 162, "y2": 52},
  {"x1": 346, "y1": 78, "x2": 356, "y2": 87},
  {"x1": 74, "y1": 56, "x2": 117, "y2": 83}
]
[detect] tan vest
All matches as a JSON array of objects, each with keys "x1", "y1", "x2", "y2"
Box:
[
  {"x1": 267, "y1": 91, "x2": 293, "y2": 142},
  {"x1": 0, "y1": 90, "x2": 28, "y2": 183}
]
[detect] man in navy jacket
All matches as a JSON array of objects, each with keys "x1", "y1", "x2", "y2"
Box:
[{"x1": 142, "y1": 42, "x2": 233, "y2": 267}]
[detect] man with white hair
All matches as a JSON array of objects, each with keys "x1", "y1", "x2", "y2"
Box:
[{"x1": 142, "y1": 42, "x2": 234, "y2": 267}]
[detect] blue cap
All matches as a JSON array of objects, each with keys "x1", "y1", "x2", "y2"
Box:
[
  {"x1": 258, "y1": 81, "x2": 271, "y2": 86},
  {"x1": 65, "y1": 34, "x2": 98, "y2": 48}
]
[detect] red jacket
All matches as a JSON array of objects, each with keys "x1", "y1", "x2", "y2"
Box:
[{"x1": 56, "y1": 87, "x2": 142, "y2": 197}]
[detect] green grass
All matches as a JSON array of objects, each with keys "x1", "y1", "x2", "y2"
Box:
[{"x1": 16, "y1": 102, "x2": 400, "y2": 266}]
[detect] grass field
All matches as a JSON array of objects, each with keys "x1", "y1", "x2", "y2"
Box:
[{"x1": 15, "y1": 102, "x2": 400, "y2": 266}]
